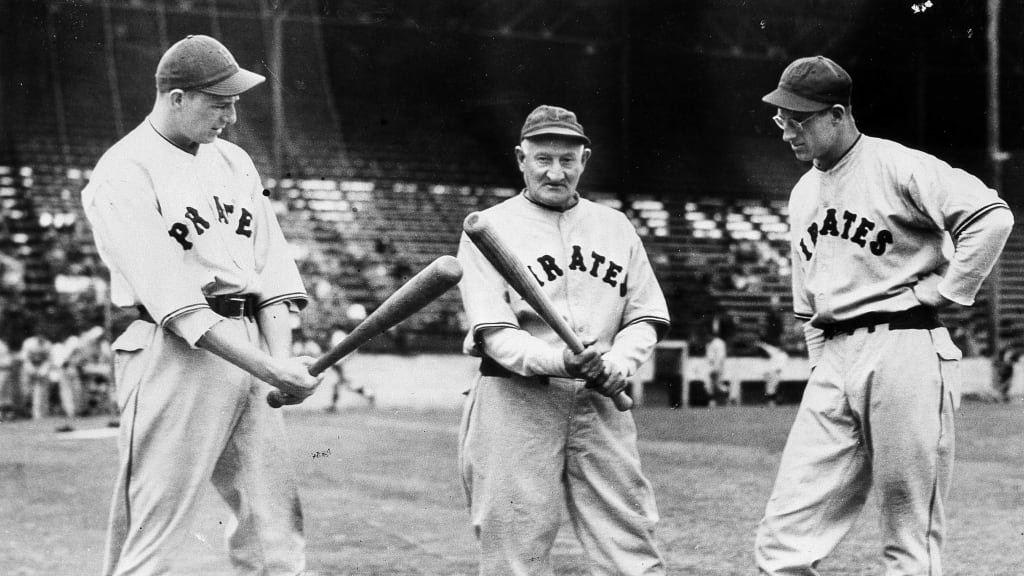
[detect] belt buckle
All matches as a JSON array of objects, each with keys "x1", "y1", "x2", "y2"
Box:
[{"x1": 225, "y1": 296, "x2": 248, "y2": 319}]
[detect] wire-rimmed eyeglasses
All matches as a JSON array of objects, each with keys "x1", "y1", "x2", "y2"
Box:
[{"x1": 772, "y1": 109, "x2": 828, "y2": 132}]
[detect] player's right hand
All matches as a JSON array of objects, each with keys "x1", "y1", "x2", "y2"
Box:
[
  {"x1": 563, "y1": 341, "x2": 605, "y2": 381},
  {"x1": 267, "y1": 356, "x2": 323, "y2": 404}
]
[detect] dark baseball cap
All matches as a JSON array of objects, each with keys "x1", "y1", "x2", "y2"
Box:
[
  {"x1": 762, "y1": 55, "x2": 852, "y2": 113},
  {"x1": 156, "y1": 35, "x2": 265, "y2": 96},
  {"x1": 520, "y1": 105, "x2": 590, "y2": 145}
]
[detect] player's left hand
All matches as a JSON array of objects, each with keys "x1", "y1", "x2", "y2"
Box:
[
  {"x1": 913, "y1": 273, "x2": 955, "y2": 309},
  {"x1": 584, "y1": 361, "x2": 629, "y2": 398}
]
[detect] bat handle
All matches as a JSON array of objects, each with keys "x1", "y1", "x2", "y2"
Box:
[
  {"x1": 612, "y1": 391, "x2": 633, "y2": 411},
  {"x1": 567, "y1": 336, "x2": 632, "y2": 411},
  {"x1": 266, "y1": 365, "x2": 318, "y2": 409}
]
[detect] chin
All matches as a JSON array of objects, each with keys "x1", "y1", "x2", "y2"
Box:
[
  {"x1": 792, "y1": 149, "x2": 813, "y2": 163},
  {"x1": 536, "y1": 189, "x2": 574, "y2": 208}
]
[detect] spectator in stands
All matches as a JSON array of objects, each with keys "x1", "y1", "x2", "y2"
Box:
[
  {"x1": 756, "y1": 341, "x2": 789, "y2": 406},
  {"x1": 457, "y1": 105, "x2": 671, "y2": 574},
  {"x1": 324, "y1": 305, "x2": 376, "y2": 412},
  {"x1": 0, "y1": 339, "x2": 15, "y2": 421},
  {"x1": 19, "y1": 335, "x2": 56, "y2": 422},
  {"x1": 76, "y1": 326, "x2": 118, "y2": 425},
  {"x1": 705, "y1": 330, "x2": 728, "y2": 406},
  {"x1": 81, "y1": 35, "x2": 322, "y2": 575},
  {"x1": 756, "y1": 55, "x2": 1013, "y2": 576},
  {"x1": 993, "y1": 345, "x2": 1018, "y2": 403},
  {"x1": 49, "y1": 333, "x2": 83, "y2": 432}
]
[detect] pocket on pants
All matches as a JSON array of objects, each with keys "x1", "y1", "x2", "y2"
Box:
[
  {"x1": 929, "y1": 327, "x2": 963, "y2": 411},
  {"x1": 111, "y1": 320, "x2": 156, "y2": 411}
]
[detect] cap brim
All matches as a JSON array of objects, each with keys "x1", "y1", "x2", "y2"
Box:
[
  {"x1": 522, "y1": 127, "x2": 591, "y2": 146},
  {"x1": 761, "y1": 87, "x2": 831, "y2": 113},
  {"x1": 201, "y1": 68, "x2": 266, "y2": 96}
]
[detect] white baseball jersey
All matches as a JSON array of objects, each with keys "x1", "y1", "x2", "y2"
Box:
[
  {"x1": 457, "y1": 191, "x2": 670, "y2": 573},
  {"x1": 458, "y1": 192, "x2": 670, "y2": 376},
  {"x1": 82, "y1": 119, "x2": 307, "y2": 345},
  {"x1": 789, "y1": 134, "x2": 1012, "y2": 327},
  {"x1": 82, "y1": 119, "x2": 309, "y2": 575},
  {"x1": 757, "y1": 134, "x2": 1014, "y2": 575}
]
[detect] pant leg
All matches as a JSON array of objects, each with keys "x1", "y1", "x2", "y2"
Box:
[
  {"x1": 563, "y1": 387, "x2": 665, "y2": 576},
  {"x1": 211, "y1": 355, "x2": 306, "y2": 575},
  {"x1": 459, "y1": 374, "x2": 572, "y2": 576},
  {"x1": 866, "y1": 327, "x2": 959, "y2": 576},
  {"x1": 57, "y1": 369, "x2": 79, "y2": 421},
  {"x1": 755, "y1": 348, "x2": 873, "y2": 576},
  {"x1": 104, "y1": 319, "x2": 259, "y2": 576}
]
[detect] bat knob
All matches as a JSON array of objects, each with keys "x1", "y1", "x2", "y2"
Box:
[
  {"x1": 462, "y1": 211, "x2": 484, "y2": 233},
  {"x1": 267, "y1": 390, "x2": 284, "y2": 408},
  {"x1": 613, "y1": 391, "x2": 634, "y2": 412}
]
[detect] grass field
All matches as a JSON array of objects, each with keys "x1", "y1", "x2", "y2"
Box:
[{"x1": 2, "y1": 395, "x2": 1023, "y2": 575}]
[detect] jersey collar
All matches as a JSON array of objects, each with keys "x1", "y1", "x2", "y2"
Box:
[{"x1": 521, "y1": 189, "x2": 581, "y2": 212}]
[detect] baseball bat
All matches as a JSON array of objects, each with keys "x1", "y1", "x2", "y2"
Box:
[
  {"x1": 462, "y1": 212, "x2": 633, "y2": 411},
  {"x1": 267, "y1": 255, "x2": 464, "y2": 408}
]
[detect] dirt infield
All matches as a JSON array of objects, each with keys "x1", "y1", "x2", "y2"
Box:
[{"x1": 2, "y1": 393, "x2": 1023, "y2": 574}]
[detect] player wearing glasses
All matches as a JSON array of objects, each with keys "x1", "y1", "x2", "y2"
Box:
[{"x1": 754, "y1": 55, "x2": 1013, "y2": 575}]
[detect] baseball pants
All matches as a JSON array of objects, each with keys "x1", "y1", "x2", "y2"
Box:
[
  {"x1": 755, "y1": 325, "x2": 961, "y2": 576},
  {"x1": 459, "y1": 373, "x2": 665, "y2": 576},
  {"x1": 103, "y1": 318, "x2": 305, "y2": 576}
]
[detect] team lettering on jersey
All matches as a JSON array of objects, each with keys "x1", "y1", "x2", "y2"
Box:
[
  {"x1": 798, "y1": 207, "x2": 894, "y2": 261},
  {"x1": 167, "y1": 195, "x2": 254, "y2": 250},
  {"x1": 525, "y1": 244, "x2": 629, "y2": 297}
]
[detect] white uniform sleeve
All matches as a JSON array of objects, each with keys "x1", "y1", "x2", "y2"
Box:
[
  {"x1": 478, "y1": 327, "x2": 571, "y2": 377},
  {"x1": 602, "y1": 322, "x2": 658, "y2": 378},
  {"x1": 457, "y1": 231, "x2": 567, "y2": 376},
  {"x1": 937, "y1": 208, "x2": 1014, "y2": 305},
  {"x1": 83, "y1": 176, "x2": 220, "y2": 346},
  {"x1": 789, "y1": 206, "x2": 815, "y2": 323},
  {"x1": 618, "y1": 230, "x2": 670, "y2": 338},
  {"x1": 250, "y1": 180, "x2": 308, "y2": 311},
  {"x1": 905, "y1": 159, "x2": 1014, "y2": 305}
]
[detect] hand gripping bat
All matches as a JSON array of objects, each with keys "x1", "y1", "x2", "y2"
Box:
[
  {"x1": 463, "y1": 211, "x2": 633, "y2": 411},
  {"x1": 267, "y1": 255, "x2": 464, "y2": 408}
]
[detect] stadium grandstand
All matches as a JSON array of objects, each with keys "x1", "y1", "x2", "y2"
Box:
[{"x1": 2, "y1": 0, "x2": 1023, "y2": 361}]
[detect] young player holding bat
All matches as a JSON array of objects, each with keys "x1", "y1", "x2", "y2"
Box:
[
  {"x1": 457, "y1": 105, "x2": 671, "y2": 575},
  {"x1": 82, "y1": 35, "x2": 323, "y2": 575}
]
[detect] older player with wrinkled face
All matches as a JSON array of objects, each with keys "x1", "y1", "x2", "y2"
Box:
[{"x1": 515, "y1": 136, "x2": 591, "y2": 210}]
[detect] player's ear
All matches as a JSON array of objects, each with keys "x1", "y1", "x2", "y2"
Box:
[
  {"x1": 581, "y1": 148, "x2": 591, "y2": 167},
  {"x1": 168, "y1": 89, "x2": 187, "y2": 108},
  {"x1": 514, "y1": 145, "x2": 526, "y2": 171}
]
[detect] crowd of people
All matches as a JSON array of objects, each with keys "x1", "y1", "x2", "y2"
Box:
[{"x1": 0, "y1": 326, "x2": 117, "y2": 430}]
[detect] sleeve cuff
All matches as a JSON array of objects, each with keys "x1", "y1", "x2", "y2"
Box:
[
  {"x1": 936, "y1": 280, "x2": 978, "y2": 307},
  {"x1": 166, "y1": 308, "x2": 226, "y2": 348}
]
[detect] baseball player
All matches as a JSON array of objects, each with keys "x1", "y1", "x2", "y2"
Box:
[
  {"x1": 81, "y1": 35, "x2": 323, "y2": 575},
  {"x1": 705, "y1": 330, "x2": 727, "y2": 406},
  {"x1": 755, "y1": 56, "x2": 1014, "y2": 575},
  {"x1": 457, "y1": 105, "x2": 671, "y2": 575}
]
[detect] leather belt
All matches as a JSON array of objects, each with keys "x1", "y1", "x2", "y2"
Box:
[
  {"x1": 478, "y1": 355, "x2": 573, "y2": 383},
  {"x1": 479, "y1": 355, "x2": 517, "y2": 378},
  {"x1": 137, "y1": 294, "x2": 258, "y2": 323},
  {"x1": 816, "y1": 306, "x2": 942, "y2": 340}
]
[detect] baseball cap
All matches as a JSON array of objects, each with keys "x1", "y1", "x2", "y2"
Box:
[
  {"x1": 762, "y1": 55, "x2": 852, "y2": 113},
  {"x1": 155, "y1": 35, "x2": 265, "y2": 96},
  {"x1": 520, "y1": 105, "x2": 590, "y2": 145}
]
